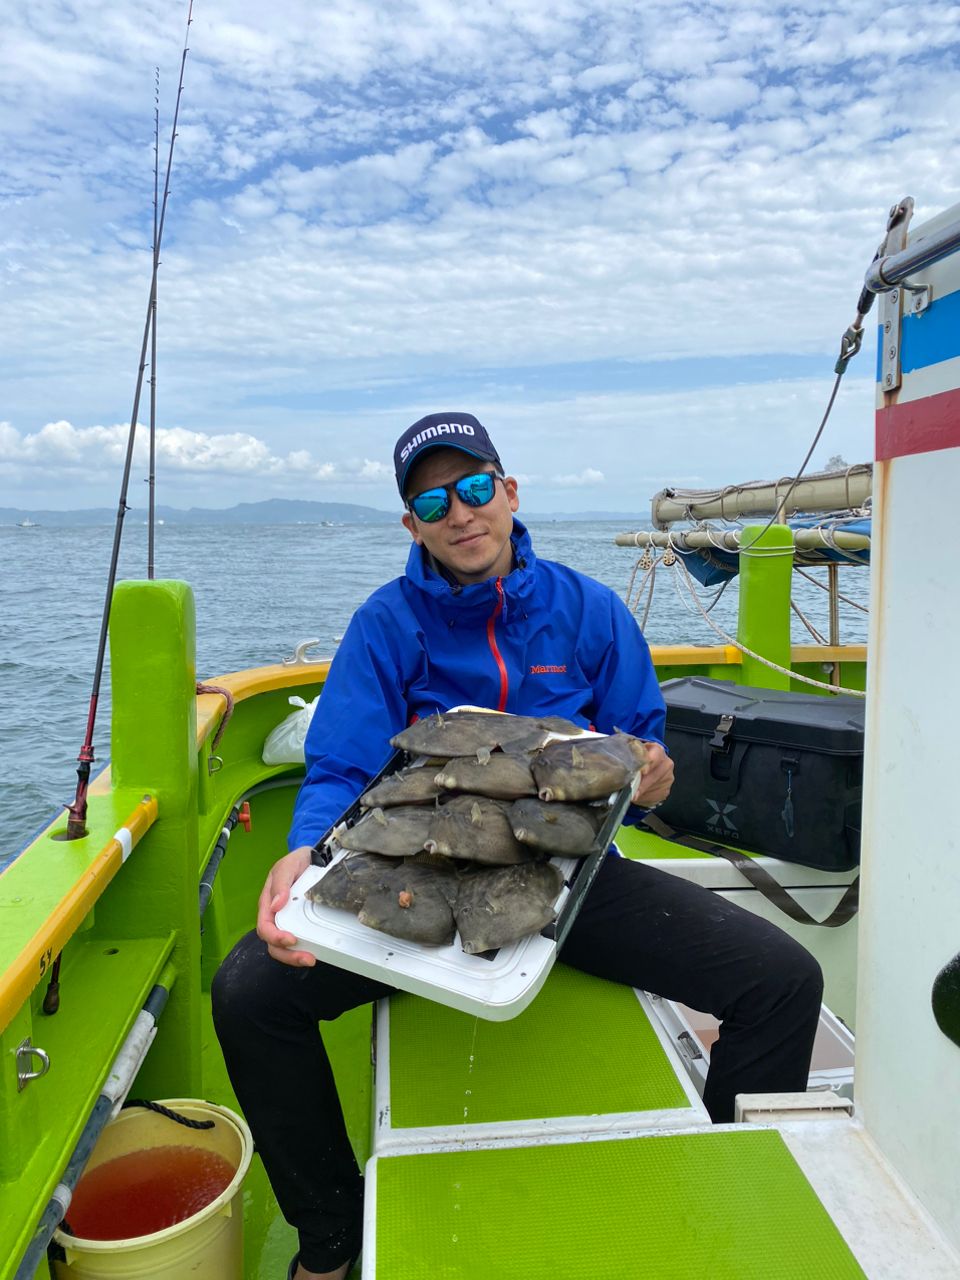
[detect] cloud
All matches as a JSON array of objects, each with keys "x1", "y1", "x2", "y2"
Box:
[
  {"x1": 672, "y1": 72, "x2": 761, "y2": 118},
  {"x1": 549, "y1": 467, "x2": 605, "y2": 486},
  {"x1": 0, "y1": 420, "x2": 393, "y2": 486},
  {"x1": 576, "y1": 62, "x2": 636, "y2": 93},
  {"x1": 2, "y1": 1, "x2": 959, "y2": 512},
  {"x1": 0, "y1": 362, "x2": 874, "y2": 513}
]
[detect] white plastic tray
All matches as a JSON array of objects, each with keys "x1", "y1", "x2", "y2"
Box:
[
  {"x1": 275, "y1": 710, "x2": 638, "y2": 1020},
  {"x1": 276, "y1": 850, "x2": 583, "y2": 1021}
]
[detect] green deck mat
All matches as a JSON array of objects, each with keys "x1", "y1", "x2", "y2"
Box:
[
  {"x1": 374, "y1": 1129, "x2": 865, "y2": 1278},
  {"x1": 616, "y1": 823, "x2": 712, "y2": 860},
  {"x1": 388, "y1": 963, "x2": 691, "y2": 1129}
]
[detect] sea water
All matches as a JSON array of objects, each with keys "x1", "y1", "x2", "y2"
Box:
[{"x1": 0, "y1": 519, "x2": 869, "y2": 866}]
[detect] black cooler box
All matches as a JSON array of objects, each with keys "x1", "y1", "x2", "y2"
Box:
[{"x1": 655, "y1": 678, "x2": 865, "y2": 871}]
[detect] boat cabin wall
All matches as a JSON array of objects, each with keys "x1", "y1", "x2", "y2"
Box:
[{"x1": 857, "y1": 199, "x2": 960, "y2": 1251}]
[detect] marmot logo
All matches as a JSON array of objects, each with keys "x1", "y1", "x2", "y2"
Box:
[
  {"x1": 400, "y1": 422, "x2": 476, "y2": 462},
  {"x1": 530, "y1": 664, "x2": 567, "y2": 674}
]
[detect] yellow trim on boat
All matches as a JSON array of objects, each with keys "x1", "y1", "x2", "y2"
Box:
[
  {"x1": 648, "y1": 643, "x2": 866, "y2": 668},
  {"x1": 196, "y1": 660, "x2": 331, "y2": 748},
  {"x1": 793, "y1": 645, "x2": 867, "y2": 663},
  {"x1": 0, "y1": 795, "x2": 157, "y2": 1036},
  {"x1": 649, "y1": 644, "x2": 741, "y2": 665}
]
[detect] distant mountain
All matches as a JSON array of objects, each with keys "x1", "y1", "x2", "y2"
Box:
[
  {"x1": 0, "y1": 499, "x2": 643, "y2": 527},
  {"x1": 165, "y1": 499, "x2": 398, "y2": 525},
  {"x1": 526, "y1": 510, "x2": 644, "y2": 522},
  {"x1": 0, "y1": 499, "x2": 397, "y2": 527}
]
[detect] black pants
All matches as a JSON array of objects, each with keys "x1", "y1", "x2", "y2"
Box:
[{"x1": 212, "y1": 855, "x2": 822, "y2": 1273}]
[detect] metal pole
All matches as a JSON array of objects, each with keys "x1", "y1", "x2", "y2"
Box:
[
  {"x1": 614, "y1": 529, "x2": 870, "y2": 552},
  {"x1": 866, "y1": 213, "x2": 960, "y2": 293},
  {"x1": 828, "y1": 563, "x2": 841, "y2": 686}
]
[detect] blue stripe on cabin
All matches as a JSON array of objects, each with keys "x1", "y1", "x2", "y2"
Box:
[{"x1": 876, "y1": 285, "x2": 960, "y2": 382}]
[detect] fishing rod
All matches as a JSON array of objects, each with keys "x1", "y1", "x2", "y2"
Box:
[
  {"x1": 66, "y1": 0, "x2": 194, "y2": 842},
  {"x1": 148, "y1": 67, "x2": 160, "y2": 580},
  {"x1": 43, "y1": 3, "x2": 196, "y2": 1019}
]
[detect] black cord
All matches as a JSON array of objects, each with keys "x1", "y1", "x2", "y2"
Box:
[
  {"x1": 703, "y1": 576, "x2": 732, "y2": 613},
  {"x1": 121, "y1": 1099, "x2": 215, "y2": 1130},
  {"x1": 739, "y1": 370, "x2": 845, "y2": 553}
]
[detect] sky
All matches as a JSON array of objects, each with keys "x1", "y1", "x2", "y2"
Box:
[{"x1": 1, "y1": 1, "x2": 959, "y2": 514}]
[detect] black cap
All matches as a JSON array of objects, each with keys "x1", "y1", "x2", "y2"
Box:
[{"x1": 394, "y1": 412, "x2": 502, "y2": 496}]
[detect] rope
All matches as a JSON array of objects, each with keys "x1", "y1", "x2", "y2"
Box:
[
  {"x1": 817, "y1": 521, "x2": 872, "y2": 566},
  {"x1": 790, "y1": 598, "x2": 828, "y2": 644},
  {"x1": 702, "y1": 577, "x2": 732, "y2": 614},
  {"x1": 703, "y1": 525, "x2": 734, "y2": 553},
  {"x1": 639, "y1": 559, "x2": 660, "y2": 629},
  {"x1": 626, "y1": 553, "x2": 659, "y2": 615},
  {"x1": 624, "y1": 553, "x2": 649, "y2": 611},
  {"x1": 737, "y1": 543, "x2": 803, "y2": 559},
  {"x1": 196, "y1": 683, "x2": 235, "y2": 753},
  {"x1": 671, "y1": 557, "x2": 866, "y2": 698},
  {"x1": 795, "y1": 566, "x2": 869, "y2": 614},
  {"x1": 121, "y1": 1099, "x2": 215, "y2": 1130}
]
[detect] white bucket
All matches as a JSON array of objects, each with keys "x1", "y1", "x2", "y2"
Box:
[{"x1": 52, "y1": 1099, "x2": 253, "y2": 1279}]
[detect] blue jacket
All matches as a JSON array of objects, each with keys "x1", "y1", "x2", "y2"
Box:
[{"x1": 289, "y1": 519, "x2": 665, "y2": 850}]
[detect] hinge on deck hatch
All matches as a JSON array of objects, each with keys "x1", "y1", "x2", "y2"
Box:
[{"x1": 677, "y1": 1031, "x2": 703, "y2": 1061}]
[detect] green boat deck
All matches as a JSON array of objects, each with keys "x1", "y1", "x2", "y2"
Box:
[
  {"x1": 384, "y1": 964, "x2": 694, "y2": 1135},
  {"x1": 199, "y1": 964, "x2": 867, "y2": 1280},
  {"x1": 370, "y1": 1129, "x2": 865, "y2": 1279}
]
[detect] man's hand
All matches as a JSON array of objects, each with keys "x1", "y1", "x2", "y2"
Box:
[
  {"x1": 256, "y1": 846, "x2": 317, "y2": 966},
  {"x1": 631, "y1": 740, "x2": 674, "y2": 809}
]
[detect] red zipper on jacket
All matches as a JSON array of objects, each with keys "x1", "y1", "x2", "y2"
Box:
[{"x1": 487, "y1": 578, "x2": 509, "y2": 711}]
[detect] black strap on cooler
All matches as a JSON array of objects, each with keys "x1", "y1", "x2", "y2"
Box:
[{"x1": 641, "y1": 812, "x2": 859, "y2": 928}]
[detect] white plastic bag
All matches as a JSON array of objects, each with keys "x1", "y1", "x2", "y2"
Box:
[{"x1": 262, "y1": 695, "x2": 319, "y2": 765}]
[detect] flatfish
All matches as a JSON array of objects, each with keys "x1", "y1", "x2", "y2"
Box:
[
  {"x1": 305, "y1": 851, "x2": 397, "y2": 912},
  {"x1": 454, "y1": 861, "x2": 565, "y2": 955},
  {"x1": 391, "y1": 710, "x2": 582, "y2": 758},
  {"x1": 532, "y1": 732, "x2": 647, "y2": 802},
  {"x1": 509, "y1": 798, "x2": 605, "y2": 856},
  {"x1": 425, "y1": 795, "x2": 534, "y2": 865},
  {"x1": 360, "y1": 764, "x2": 444, "y2": 808},
  {"x1": 434, "y1": 752, "x2": 537, "y2": 800},
  {"x1": 338, "y1": 806, "x2": 434, "y2": 857},
  {"x1": 358, "y1": 861, "x2": 459, "y2": 946}
]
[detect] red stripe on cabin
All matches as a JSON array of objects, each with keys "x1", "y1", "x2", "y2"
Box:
[{"x1": 876, "y1": 385, "x2": 960, "y2": 460}]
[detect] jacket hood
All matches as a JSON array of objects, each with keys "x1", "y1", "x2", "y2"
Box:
[{"x1": 403, "y1": 518, "x2": 536, "y2": 623}]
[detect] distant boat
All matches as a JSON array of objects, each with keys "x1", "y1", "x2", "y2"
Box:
[{"x1": 16, "y1": 519, "x2": 39, "y2": 528}]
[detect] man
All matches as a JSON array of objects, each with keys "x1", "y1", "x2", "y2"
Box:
[{"x1": 213, "y1": 412, "x2": 823, "y2": 1280}]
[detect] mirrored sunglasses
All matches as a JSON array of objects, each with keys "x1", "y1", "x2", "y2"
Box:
[{"x1": 407, "y1": 471, "x2": 503, "y2": 523}]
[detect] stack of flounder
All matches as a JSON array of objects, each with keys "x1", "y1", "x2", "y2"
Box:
[{"x1": 306, "y1": 710, "x2": 647, "y2": 954}]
